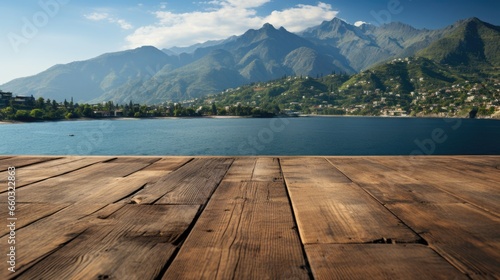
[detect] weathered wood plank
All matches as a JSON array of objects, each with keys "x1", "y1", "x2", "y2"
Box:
[
  {"x1": 0, "y1": 157, "x2": 60, "y2": 171},
  {"x1": 358, "y1": 182, "x2": 463, "y2": 205},
  {"x1": 0, "y1": 157, "x2": 110, "y2": 190},
  {"x1": 0, "y1": 155, "x2": 498, "y2": 279},
  {"x1": 17, "y1": 204, "x2": 199, "y2": 280},
  {"x1": 282, "y1": 157, "x2": 352, "y2": 184},
  {"x1": 155, "y1": 158, "x2": 233, "y2": 205},
  {"x1": 435, "y1": 181, "x2": 500, "y2": 216},
  {"x1": 454, "y1": 156, "x2": 500, "y2": 170},
  {"x1": 0, "y1": 203, "x2": 70, "y2": 236},
  {"x1": 371, "y1": 156, "x2": 500, "y2": 187},
  {"x1": 76, "y1": 175, "x2": 161, "y2": 205},
  {"x1": 222, "y1": 157, "x2": 282, "y2": 182},
  {"x1": 222, "y1": 157, "x2": 256, "y2": 182},
  {"x1": 330, "y1": 157, "x2": 500, "y2": 276},
  {"x1": 251, "y1": 157, "x2": 283, "y2": 182},
  {"x1": 103, "y1": 157, "x2": 161, "y2": 164},
  {"x1": 121, "y1": 157, "x2": 193, "y2": 184},
  {"x1": 163, "y1": 183, "x2": 309, "y2": 279},
  {"x1": 79, "y1": 158, "x2": 196, "y2": 205},
  {"x1": 0, "y1": 203, "x2": 108, "y2": 279},
  {"x1": 281, "y1": 157, "x2": 420, "y2": 244},
  {"x1": 163, "y1": 158, "x2": 309, "y2": 279},
  {"x1": 325, "y1": 157, "x2": 417, "y2": 185},
  {"x1": 387, "y1": 202, "x2": 500, "y2": 278},
  {"x1": 306, "y1": 244, "x2": 467, "y2": 279},
  {"x1": 130, "y1": 158, "x2": 233, "y2": 205},
  {"x1": 1, "y1": 161, "x2": 152, "y2": 203},
  {"x1": 138, "y1": 157, "x2": 192, "y2": 171},
  {"x1": 443, "y1": 157, "x2": 500, "y2": 184},
  {"x1": 358, "y1": 157, "x2": 500, "y2": 215}
]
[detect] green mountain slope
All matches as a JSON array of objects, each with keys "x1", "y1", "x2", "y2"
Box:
[
  {"x1": 300, "y1": 18, "x2": 452, "y2": 71},
  {"x1": 1, "y1": 46, "x2": 176, "y2": 102},
  {"x1": 1, "y1": 17, "x2": 498, "y2": 105},
  {"x1": 199, "y1": 56, "x2": 499, "y2": 117},
  {"x1": 419, "y1": 18, "x2": 500, "y2": 70},
  {"x1": 94, "y1": 24, "x2": 354, "y2": 103}
]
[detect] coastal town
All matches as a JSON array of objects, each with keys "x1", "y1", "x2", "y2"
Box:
[
  {"x1": 195, "y1": 61, "x2": 500, "y2": 119},
  {"x1": 2, "y1": 76, "x2": 499, "y2": 121},
  {"x1": 2, "y1": 58, "x2": 500, "y2": 121}
]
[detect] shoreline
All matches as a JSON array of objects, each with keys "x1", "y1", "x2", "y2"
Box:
[{"x1": 0, "y1": 114, "x2": 498, "y2": 125}]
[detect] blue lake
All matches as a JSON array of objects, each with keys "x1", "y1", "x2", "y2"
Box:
[{"x1": 1, "y1": 117, "x2": 499, "y2": 156}]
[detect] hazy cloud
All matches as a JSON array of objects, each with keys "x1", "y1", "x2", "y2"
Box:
[
  {"x1": 85, "y1": 12, "x2": 133, "y2": 30},
  {"x1": 126, "y1": 1, "x2": 338, "y2": 48}
]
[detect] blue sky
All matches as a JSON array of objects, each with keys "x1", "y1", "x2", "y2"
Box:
[{"x1": 1, "y1": 0, "x2": 499, "y2": 85}]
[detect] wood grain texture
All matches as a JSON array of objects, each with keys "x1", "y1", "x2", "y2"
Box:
[
  {"x1": 454, "y1": 156, "x2": 500, "y2": 170},
  {"x1": 306, "y1": 244, "x2": 467, "y2": 279},
  {"x1": 0, "y1": 156, "x2": 498, "y2": 280},
  {"x1": 368, "y1": 156, "x2": 500, "y2": 189},
  {"x1": 251, "y1": 157, "x2": 283, "y2": 182},
  {"x1": 130, "y1": 158, "x2": 233, "y2": 205},
  {"x1": 326, "y1": 157, "x2": 417, "y2": 185},
  {"x1": 0, "y1": 157, "x2": 60, "y2": 171},
  {"x1": 138, "y1": 157, "x2": 192, "y2": 171},
  {"x1": 388, "y1": 202, "x2": 500, "y2": 277},
  {"x1": 349, "y1": 157, "x2": 500, "y2": 216},
  {"x1": 103, "y1": 157, "x2": 161, "y2": 164},
  {"x1": 281, "y1": 157, "x2": 419, "y2": 244},
  {"x1": 442, "y1": 157, "x2": 500, "y2": 184},
  {"x1": 222, "y1": 157, "x2": 257, "y2": 182},
  {"x1": 1, "y1": 161, "x2": 151, "y2": 203},
  {"x1": 17, "y1": 204, "x2": 199, "y2": 280},
  {"x1": 154, "y1": 158, "x2": 233, "y2": 205},
  {"x1": 0, "y1": 157, "x2": 110, "y2": 190},
  {"x1": 330, "y1": 157, "x2": 500, "y2": 277},
  {"x1": 0, "y1": 203, "x2": 70, "y2": 236},
  {"x1": 0, "y1": 158, "x2": 195, "y2": 278},
  {"x1": 282, "y1": 157, "x2": 352, "y2": 184},
  {"x1": 0, "y1": 203, "x2": 108, "y2": 279},
  {"x1": 163, "y1": 158, "x2": 309, "y2": 279},
  {"x1": 86, "y1": 158, "x2": 194, "y2": 205}
]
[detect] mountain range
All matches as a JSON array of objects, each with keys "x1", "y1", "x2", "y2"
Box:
[{"x1": 1, "y1": 17, "x2": 498, "y2": 104}]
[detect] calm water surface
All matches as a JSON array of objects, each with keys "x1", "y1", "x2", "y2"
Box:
[{"x1": 1, "y1": 117, "x2": 499, "y2": 155}]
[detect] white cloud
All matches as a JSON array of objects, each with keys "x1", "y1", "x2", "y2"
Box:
[
  {"x1": 223, "y1": 0, "x2": 271, "y2": 9},
  {"x1": 264, "y1": 3, "x2": 338, "y2": 32},
  {"x1": 85, "y1": 12, "x2": 109, "y2": 21},
  {"x1": 126, "y1": 1, "x2": 338, "y2": 48},
  {"x1": 354, "y1": 21, "x2": 368, "y2": 27},
  {"x1": 84, "y1": 12, "x2": 133, "y2": 30},
  {"x1": 116, "y1": 19, "x2": 133, "y2": 30},
  {"x1": 202, "y1": 0, "x2": 271, "y2": 9}
]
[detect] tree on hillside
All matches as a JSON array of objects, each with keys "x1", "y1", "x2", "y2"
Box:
[
  {"x1": 35, "y1": 97, "x2": 45, "y2": 109},
  {"x1": 211, "y1": 103, "x2": 217, "y2": 115}
]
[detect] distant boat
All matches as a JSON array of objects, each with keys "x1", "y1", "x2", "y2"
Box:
[{"x1": 69, "y1": 134, "x2": 75, "y2": 137}]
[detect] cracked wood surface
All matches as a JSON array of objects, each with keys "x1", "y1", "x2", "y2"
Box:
[{"x1": 0, "y1": 156, "x2": 498, "y2": 279}]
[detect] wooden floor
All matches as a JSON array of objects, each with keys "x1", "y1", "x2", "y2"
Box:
[{"x1": 0, "y1": 156, "x2": 499, "y2": 279}]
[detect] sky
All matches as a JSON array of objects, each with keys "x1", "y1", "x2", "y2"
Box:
[{"x1": 1, "y1": 0, "x2": 499, "y2": 85}]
